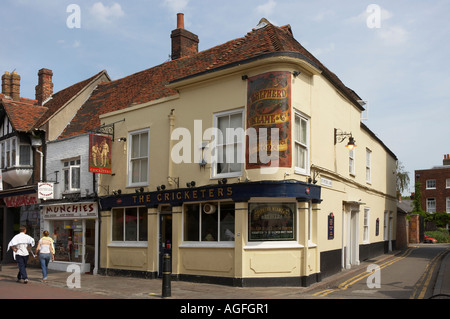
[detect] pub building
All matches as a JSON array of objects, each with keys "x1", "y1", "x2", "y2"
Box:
[{"x1": 69, "y1": 15, "x2": 398, "y2": 286}]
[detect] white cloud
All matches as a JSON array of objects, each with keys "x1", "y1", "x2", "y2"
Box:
[
  {"x1": 90, "y1": 2, "x2": 125, "y2": 24},
  {"x1": 163, "y1": 0, "x2": 189, "y2": 13},
  {"x1": 377, "y1": 25, "x2": 408, "y2": 46},
  {"x1": 256, "y1": 0, "x2": 277, "y2": 17}
]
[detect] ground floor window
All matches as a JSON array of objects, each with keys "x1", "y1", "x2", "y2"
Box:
[
  {"x1": 50, "y1": 220, "x2": 83, "y2": 262},
  {"x1": 248, "y1": 202, "x2": 296, "y2": 241},
  {"x1": 112, "y1": 207, "x2": 148, "y2": 242},
  {"x1": 184, "y1": 201, "x2": 235, "y2": 242}
]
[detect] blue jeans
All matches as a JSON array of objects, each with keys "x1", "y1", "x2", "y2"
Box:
[
  {"x1": 39, "y1": 253, "x2": 51, "y2": 279},
  {"x1": 16, "y1": 255, "x2": 29, "y2": 280}
]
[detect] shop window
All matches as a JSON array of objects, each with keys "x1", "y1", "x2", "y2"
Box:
[
  {"x1": 112, "y1": 207, "x2": 148, "y2": 242},
  {"x1": 212, "y1": 110, "x2": 244, "y2": 178},
  {"x1": 248, "y1": 203, "x2": 296, "y2": 241},
  {"x1": 51, "y1": 220, "x2": 83, "y2": 263},
  {"x1": 63, "y1": 158, "x2": 81, "y2": 192},
  {"x1": 183, "y1": 202, "x2": 235, "y2": 242}
]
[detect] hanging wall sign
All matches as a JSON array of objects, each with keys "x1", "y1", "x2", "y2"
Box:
[
  {"x1": 328, "y1": 213, "x2": 335, "y2": 240},
  {"x1": 38, "y1": 182, "x2": 54, "y2": 200},
  {"x1": 89, "y1": 134, "x2": 112, "y2": 174},
  {"x1": 246, "y1": 71, "x2": 292, "y2": 169}
]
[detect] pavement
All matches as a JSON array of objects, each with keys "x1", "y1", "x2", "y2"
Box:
[{"x1": 0, "y1": 246, "x2": 449, "y2": 300}]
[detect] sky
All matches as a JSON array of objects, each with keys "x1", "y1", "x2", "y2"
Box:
[{"x1": 1, "y1": 0, "x2": 449, "y2": 195}]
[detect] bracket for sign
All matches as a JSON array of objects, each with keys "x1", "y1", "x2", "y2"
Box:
[{"x1": 91, "y1": 118, "x2": 125, "y2": 141}]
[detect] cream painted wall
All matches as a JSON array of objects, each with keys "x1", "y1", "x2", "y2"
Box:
[{"x1": 98, "y1": 57, "x2": 397, "y2": 280}]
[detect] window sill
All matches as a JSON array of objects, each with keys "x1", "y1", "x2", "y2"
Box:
[
  {"x1": 180, "y1": 242, "x2": 235, "y2": 248},
  {"x1": 244, "y1": 241, "x2": 304, "y2": 250},
  {"x1": 108, "y1": 242, "x2": 148, "y2": 248}
]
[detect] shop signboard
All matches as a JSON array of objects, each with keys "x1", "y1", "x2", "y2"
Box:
[
  {"x1": 4, "y1": 194, "x2": 38, "y2": 207},
  {"x1": 248, "y1": 203, "x2": 295, "y2": 241},
  {"x1": 246, "y1": 71, "x2": 292, "y2": 169},
  {"x1": 328, "y1": 213, "x2": 334, "y2": 240},
  {"x1": 38, "y1": 182, "x2": 54, "y2": 200},
  {"x1": 43, "y1": 202, "x2": 98, "y2": 219},
  {"x1": 89, "y1": 134, "x2": 112, "y2": 174}
]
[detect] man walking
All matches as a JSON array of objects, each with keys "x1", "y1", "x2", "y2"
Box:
[{"x1": 7, "y1": 226, "x2": 35, "y2": 284}]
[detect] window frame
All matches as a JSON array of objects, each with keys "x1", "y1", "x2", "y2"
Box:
[
  {"x1": 110, "y1": 206, "x2": 148, "y2": 246},
  {"x1": 62, "y1": 158, "x2": 81, "y2": 193},
  {"x1": 426, "y1": 198, "x2": 436, "y2": 213},
  {"x1": 363, "y1": 207, "x2": 370, "y2": 243},
  {"x1": 212, "y1": 109, "x2": 244, "y2": 179},
  {"x1": 181, "y1": 201, "x2": 236, "y2": 247},
  {"x1": 294, "y1": 110, "x2": 309, "y2": 176},
  {"x1": 365, "y1": 148, "x2": 372, "y2": 184},
  {"x1": 127, "y1": 128, "x2": 150, "y2": 187},
  {"x1": 349, "y1": 149, "x2": 355, "y2": 176},
  {"x1": 426, "y1": 180, "x2": 436, "y2": 189},
  {"x1": 0, "y1": 137, "x2": 32, "y2": 169}
]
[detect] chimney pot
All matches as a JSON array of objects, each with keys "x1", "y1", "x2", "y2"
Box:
[
  {"x1": 177, "y1": 13, "x2": 185, "y2": 29},
  {"x1": 171, "y1": 13, "x2": 199, "y2": 60}
]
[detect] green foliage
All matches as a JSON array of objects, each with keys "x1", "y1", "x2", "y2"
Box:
[
  {"x1": 412, "y1": 181, "x2": 425, "y2": 216},
  {"x1": 425, "y1": 228, "x2": 450, "y2": 243}
]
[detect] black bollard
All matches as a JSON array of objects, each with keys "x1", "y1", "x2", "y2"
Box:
[{"x1": 162, "y1": 253, "x2": 171, "y2": 298}]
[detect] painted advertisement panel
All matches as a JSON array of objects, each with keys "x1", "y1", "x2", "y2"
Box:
[{"x1": 246, "y1": 71, "x2": 292, "y2": 169}]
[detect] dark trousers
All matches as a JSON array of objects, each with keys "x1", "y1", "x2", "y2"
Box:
[{"x1": 16, "y1": 255, "x2": 29, "y2": 280}]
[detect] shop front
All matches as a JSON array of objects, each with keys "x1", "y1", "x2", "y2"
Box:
[
  {"x1": 99, "y1": 180, "x2": 322, "y2": 286},
  {"x1": 41, "y1": 201, "x2": 99, "y2": 274},
  {"x1": 0, "y1": 189, "x2": 40, "y2": 264}
]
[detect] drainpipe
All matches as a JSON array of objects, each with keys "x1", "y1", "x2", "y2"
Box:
[
  {"x1": 168, "y1": 109, "x2": 175, "y2": 186},
  {"x1": 35, "y1": 149, "x2": 44, "y2": 182},
  {"x1": 31, "y1": 130, "x2": 44, "y2": 182}
]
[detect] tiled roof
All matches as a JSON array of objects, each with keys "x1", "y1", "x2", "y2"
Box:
[
  {"x1": 1, "y1": 98, "x2": 47, "y2": 132},
  {"x1": 59, "y1": 20, "x2": 363, "y2": 139},
  {"x1": 35, "y1": 70, "x2": 109, "y2": 127}
]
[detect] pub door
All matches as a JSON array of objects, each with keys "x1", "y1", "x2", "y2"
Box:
[{"x1": 158, "y1": 207, "x2": 172, "y2": 277}]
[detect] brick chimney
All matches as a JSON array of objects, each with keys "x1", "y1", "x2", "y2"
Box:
[
  {"x1": 171, "y1": 13, "x2": 199, "y2": 60},
  {"x1": 2, "y1": 72, "x2": 12, "y2": 97},
  {"x1": 35, "y1": 68, "x2": 53, "y2": 105},
  {"x1": 10, "y1": 71, "x2": 21, "y2": 101},
  {"x1": 444, "y1": 154, "x2": 450, "y2": 166}
]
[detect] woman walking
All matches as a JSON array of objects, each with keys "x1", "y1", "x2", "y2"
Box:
[{"x1": 35, "y1": 231, "x2": 55, "y2": 282}]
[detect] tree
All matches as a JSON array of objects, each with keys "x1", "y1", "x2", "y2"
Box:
[{"x1": 395, "y1": 161, "x2": 410, "y2": 197}]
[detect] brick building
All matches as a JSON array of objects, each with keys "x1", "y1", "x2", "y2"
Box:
[{"x1": 415, "y1": 154, "x2": 450, "y2": 213}]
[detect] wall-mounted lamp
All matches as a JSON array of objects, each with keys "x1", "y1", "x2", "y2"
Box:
[
  {"x1": 135, "y1": 187, "x2": 144, "y2": 194},
  {"x1": 242, "y1": 75, "x2": 248, "y2": 80},
  {"x1": 186, "y1": 181, "x2": 196, "y2": 188},
  {"x1": 112, "y1": 189, "x2": 122, "y2": 197},
  {"x1": 218, "y1": 178, "x2": 227, "y2": 185},
  {"x1": 117, "y1": 137, "x2": 127, "y2": 142},
  {"x1": 157, "y1": 185, "x2": 166, "y2": 191},
  {"x1": 292, "y1": 71, "x2": 301, "y2": 77},
  {"x1": 334, "y1": 128, "x2": 356, "y2": 150}
]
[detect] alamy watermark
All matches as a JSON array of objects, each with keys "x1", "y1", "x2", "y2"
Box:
[
  {"x1": 170, "y1": 120, "x2": 282, "y2": 174},
  {"x1": 66, "y1": 264, "x2": 81, "y2": 288},
  {"x1": 66, "y1": 4, "x2": 81, "y2": 29},
  {"x1": 366, "y1": 263, "x2": 381, "y2": 289},
  {"x1": 366, "y1": 4, "x2": 382, "y2": 29}
]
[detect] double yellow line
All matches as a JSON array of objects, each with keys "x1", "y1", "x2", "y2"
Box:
[
  {"x1": 410, "y1": 248, "x2": 449, "y2": 299},
  {"x1": 313, "y1": 247, "x2": 415, "y2": 297}
]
